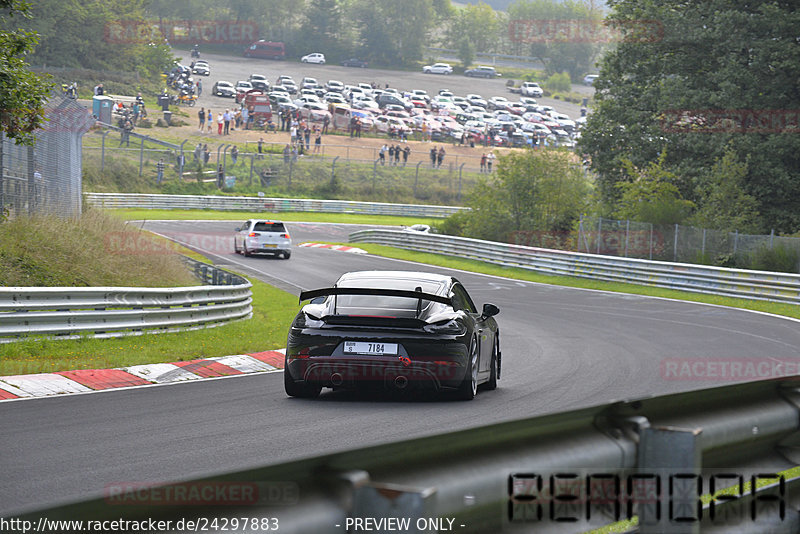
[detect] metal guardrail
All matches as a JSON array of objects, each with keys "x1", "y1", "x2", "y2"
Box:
[
  {"x1": 85, "y1": 192, "x2": 469, "y2": 219},
  {"x1": 349, "y1": 229, "x2": 800, "y2": 305},
  {"x1": 0, "y1": 257, "x2": 252, "y2": 342},
  {"x1": 16, "y1": 379, "x2": 800, "y2": 533}
]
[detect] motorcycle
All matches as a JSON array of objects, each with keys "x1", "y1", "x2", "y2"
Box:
[{"x1": 191, "y1": 46, "x2": 200, "y2": 59}]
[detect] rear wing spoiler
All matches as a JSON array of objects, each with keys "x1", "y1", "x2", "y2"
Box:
[{"x1": 299, "y1": 287, "x2": 453, "y2": 313}]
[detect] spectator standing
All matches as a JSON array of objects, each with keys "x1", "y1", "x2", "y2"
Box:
[
  {"x1": 132, "y1": 101, "x2": 140, "y2": 125},
  {"x1": 193, "y1": 143, "x2": 202, "y2": 161},
  {"x1": 402, "y1": 145, "x2": 410, "y2": 166},
  {"x1": 480, "y1": 153, "x2": 487, "y2": 173},
  {"x1": 223, "y1": 109, "x2": 231, "y2": 135},
  {"x1": 283, "y1": 144, "x2": 291, "y2": 164},
  {"x1": 349, "y1": 116, "x2": 356, "y2": 138},
  {"x1": 246, "y1": 107, "x2": 254, "y2": 130},
  {"x1": 203, "y1": 144, "x2": 210, "y2": 164},
  {"x1": 198, "y1": 108, "x2": 205, "y2": 131},
  {"x1": 322, "y1": 115, "x2": 330, "y2": 134},
  {"x1": 487, "y1": 151, "x2": 495, "y2": 172},
  {"x1": 394, "y1": 145, "x2": 401, "y2": 166},
  {"x1": 313, "y1": 128, "x2": 322, "y2": 154},
  {"x1": 379, "y1": 144, "x2": 387, "y2": 165},
  {"x1": 217, "y1": 112, "x2": 224, "y2": 135},
  {"x1": 231, "y1": 145, "x2": 239, "y2": 165},
  {"x1": 94, "y1": 83, "x2": 104, "y2": 96},
  {"x1": 437, "y1": 146, "x2": 445, "y2": 168},
  {"x1": 258, "y1": 137, "x2": 264, "y2": 158},
  {"x1": 207, "y1": 110, "x2": 213, "y2": 133},
  {"x1": 388, "y1": 144, "x2": 395, "y2": 163},
  {"x1": 290, "y1": 122, "x2": 298, "y2": 144},
  {"x1": 355, "y1": 118, "x2": 362, "y2": 138},
  {"x1": 197, "y1": 79, "x2": 202, "y2": 97},
  {"x1": 430, "y1": 147, "x2": 437, "y2": 167},
  {"x1": 156, "y1": 159, "x2": 165, "y2": 184},
  {"x1": 304, "y1": 126, "x2": 311, "y2": 150}
]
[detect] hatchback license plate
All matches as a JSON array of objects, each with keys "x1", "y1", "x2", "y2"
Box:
[
  {"x1": 343, "y1": 342, "x2": 398, "y2": 355},
  {"x1": 262, "y1": 244, "x2": 277, "y2": 248}
]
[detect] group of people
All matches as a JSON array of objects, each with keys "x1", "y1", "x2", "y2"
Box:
[
  {"x1": 429, "y1": 146, "x2": 446, "y2": 168},
  {"x1": 479, "y1": 152, "x2": 496, "y2": 173},
  {"x1": 379, "y1": 144, "x2": 411, "y2": 166}
]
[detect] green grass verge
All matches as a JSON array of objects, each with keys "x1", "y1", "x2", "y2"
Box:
[
  {"x1": 341, "y1": 242, "x2": 800, "y2": 320},
  {"x1": 0, "y1": 276, "x2": 300, "y2": 376},
  {"x1": 108, "y1": 208, "x2": 439, "y2": 227}
]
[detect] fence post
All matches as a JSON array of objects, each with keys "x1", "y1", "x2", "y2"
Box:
[
  {"x1": 673, "y1": 223, "x2": 679, "y2": 262},
  {"x1": 624, "y1": 219, "x2": 630, "y2": 257},
  {"x1": 331, "y1": 156, "x2": 339, "y2": 181},
  {"x1": 222, "y1": 145, "x2": 231, "y2": 185},
  {"x1": 26, "y1": 146, "x2": 34, "y2": 215},
  {"x1": 457, "y1": 163, "x2": 464, "y2": 201},
  {"x1": 100, "y1": 131, "x2": 109, "y2": 173},
  {"x1": 596, "y1": 218, "x2": 602, "y2": 254},
  {"x1": 179, "y1": 139, "x2": 188, "y2": 179},
  {"x1": 414, "y1": 161, "x2": 421, "y2": 198},
  {"x1": 139, "y1": 136, "x2": 145, "y2": 177}
]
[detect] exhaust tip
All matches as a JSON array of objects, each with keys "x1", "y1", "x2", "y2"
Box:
[
  {"x1": 394, "y1": 375, "x2": 409, "y2": 389},
  {"x1": 330, "y1": 373, "x2": 343, "y2": 386}
]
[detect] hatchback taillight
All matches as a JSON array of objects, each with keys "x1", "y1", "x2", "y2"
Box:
[
  {"x1": 281, "y1": 233, "x2": 290, "y2": 239},
  {"x1": 248, "y1": 232, "x2": 260, "y2": 237}
]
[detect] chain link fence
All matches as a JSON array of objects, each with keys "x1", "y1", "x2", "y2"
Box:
[
  {"x1": 1, "y1": 96, "x2": 94, "y2": 218},
  {"x1": 578, "y1": 216, "x2": 800, "y2": 273}
]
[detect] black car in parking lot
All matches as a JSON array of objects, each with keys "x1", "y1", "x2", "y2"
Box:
[
  {"x1": 284, "y1": 271, "x2": 501, "y2": 400},
  {"x1": 341, "y1": 57, "x2": 368, "y2": 68}
]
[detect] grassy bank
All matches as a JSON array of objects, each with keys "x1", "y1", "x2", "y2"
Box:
[{"x1": 0, "y1": 209, "x2": 195, "y2": 287}]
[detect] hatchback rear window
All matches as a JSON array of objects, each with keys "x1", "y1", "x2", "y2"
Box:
[{"x1": 253, "y1": 222, "x2": 286, "y2": 232}]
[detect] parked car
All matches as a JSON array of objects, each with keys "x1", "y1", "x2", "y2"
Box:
[
  {"x1": 583, "y1": 74, "x2": 599, "y2": 85},
  {"x1": 519, "y1": 82, "x2": 543, "y2": 98},
  {"x1": 422, "y1": 63, "x2": 453, "y2": 75},
  {"x1": 301, "y1": 53, "x2": 326, "y2": 64},
  {"x1": 235, "y1": 80, "x2": 254, "y2": 93},
  {"x1": 466, "y1": 94, "x2": 488, "y2": 108},
  {"x1": 341, "y1": 57, "x2": 368, "y2": 68},
  {"x1": 191, "y1": 60, "x2": 210, "y2": 76},
  {"x1": 284, "y1": 271, "x2": 501, "y2": 399},
  {"x1": 233, "y1": 219, "x2": 291, "y2": 259},
  {"x1": 244, "y1": 40, "x2": 285, "y2": 60},
  {"x1": 299, "y1": 102, "x2": 332, "y2": 123},
  {"x1": 465, "y1": 65, "x2": 501, "y2": 78},
  {"x1": 325, "y1": 80, "x2": 345, "y2": 93},
  {"x1": 248, "y1": 74, "x2": 270, "y2": 92},
  {"x1": 212, "y1": 80, "x2": 235, "y2": 98}
]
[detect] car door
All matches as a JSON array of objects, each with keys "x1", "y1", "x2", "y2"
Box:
[
  {"x1": 236, "y1": 220, "x2": 250, "y2": 248},
  {"x1": 451, "y1": 283, "x2": 491, "y2": 374}
]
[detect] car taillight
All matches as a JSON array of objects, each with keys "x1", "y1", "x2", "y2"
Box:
[
  {"x1": 248, "y1": 232, "x2": 260, "y2": 237},
  {"x1": 281, "y1": 233, "x2": 290, "y2": 239}
]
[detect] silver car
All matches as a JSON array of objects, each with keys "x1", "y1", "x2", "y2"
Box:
[{"x1": 234, "y1": 219, "x2": 292, "y2": 259}]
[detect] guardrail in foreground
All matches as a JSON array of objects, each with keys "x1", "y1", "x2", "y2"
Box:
[
  {"x1": 16, "y1": 379, "x2": 800, "y2": 533},
  {"x1": 0, "y1": 258, "x2": 252, "y2": 342},
  {"x1": 349, "y1": 229, "x2": 800, "y2": 305},
  {"x1": 85, "y1": 192, "x2": 469, "y2": 219}
]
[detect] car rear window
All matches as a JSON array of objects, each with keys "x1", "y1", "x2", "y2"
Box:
[{"x1": 253, "y1": 222, "x2": 286, "y2": 232}]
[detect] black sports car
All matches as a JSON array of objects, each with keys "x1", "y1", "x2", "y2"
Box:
[
  {"x1": 341, "y1": 57, "x2": 368, "y2": 68},
  {"x1": 284, "y1": 271, "x2": 501, "y2": 400}
]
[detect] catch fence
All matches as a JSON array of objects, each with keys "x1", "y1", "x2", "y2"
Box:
[{"x1": 1, "y1": 96, "x2": 94, "y2": 218}]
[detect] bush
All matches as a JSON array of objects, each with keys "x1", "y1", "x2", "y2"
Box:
[
  {"x1": 748, "y1": 245, "x2": 800, "y2": 273},
  {"x1": 544, "y1": 72, "x2": 571, "y2": 93}
]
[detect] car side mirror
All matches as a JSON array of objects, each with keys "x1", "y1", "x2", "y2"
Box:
[
  {"x1": 481, "y1": 303, "x2": 500, "y2": 318},
  {"x1": 234, "y1": 227, "x2": 241, "y2": 232}
]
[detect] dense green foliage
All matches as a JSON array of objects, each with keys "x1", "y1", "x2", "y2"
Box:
[
  {"x1": 579, "y1": 0, "x2": 800, "y2": 233},
  {"x1": 0, "y1": 0, "x2": 52, "y2": 144}
]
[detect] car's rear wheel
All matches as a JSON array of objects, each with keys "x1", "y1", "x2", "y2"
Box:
[
  {"x1": 243, "y1": 244, "x2": 251, "y2": 257},
  {"x1": 284, "y1": 369, "x2": 321, "y2": 398},
  {"x1": 234, "y1": 240, "x2": 240, "y2": 254},
  {"x1": 282, "y1": 251, "x2": 291, "y2": 259},
  {"x1": 456, "y1": 337, "x2": 479, "y2": 400}
]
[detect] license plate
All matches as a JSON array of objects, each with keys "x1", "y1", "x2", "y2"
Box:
[
  {"x1": 343, "y1": 342, "x2": 398, "y2": 356},
  {"x1": 262, "y1": 244, "x2": 277, "y2": 248}
]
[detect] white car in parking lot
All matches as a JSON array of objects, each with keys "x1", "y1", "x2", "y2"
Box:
[
  {"x1": 301, "y1": 53, "x2": 326, "y2": 64},
  {"x1": 422, "y1": 63, "x2": 453, "y2": 75}
]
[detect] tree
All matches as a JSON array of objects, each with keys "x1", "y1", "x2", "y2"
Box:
[
  {"x1": 445, "y1": 2, "x2": 501, "y2": 54},
  {"x1": 457, "y1": 38, "x2": 474, "y2": 69},
  {"x1": 579, "y1": 0, "x2": 800, "y2": 232},
  {"x1": 299, "y1": 0, "x2": 344, "y2": 59},
  {"x1": 353, "y1": 0, "x2": 435, "y2": 66},
  {"x1": 0, "y1": 0, "x2": 52, "y2": 144},
  {"x1": 444, "y1": 150, "x2": 591, "y2": 243},
  {"x1": 689, "y1": 149, "x2": 760, "y2": 233},
  {"x1": 614, "y1": 152, "x2": 694, "y2": 225}
]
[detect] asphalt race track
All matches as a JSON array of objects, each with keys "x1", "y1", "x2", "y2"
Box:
[{"x1": 2, "y1": 221, "x2": 800, "y2": 515}]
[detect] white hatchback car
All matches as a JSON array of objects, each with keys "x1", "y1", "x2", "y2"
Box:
[
  {"x1": 422, "y1": 63, "x2": 453, "y2": 75},
  {"x1": 234, "y1": 219, "x2": 292, "y2": 259},
  {"x1": 301, "y1": 53, "x2": 326, "y2": 64}
]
